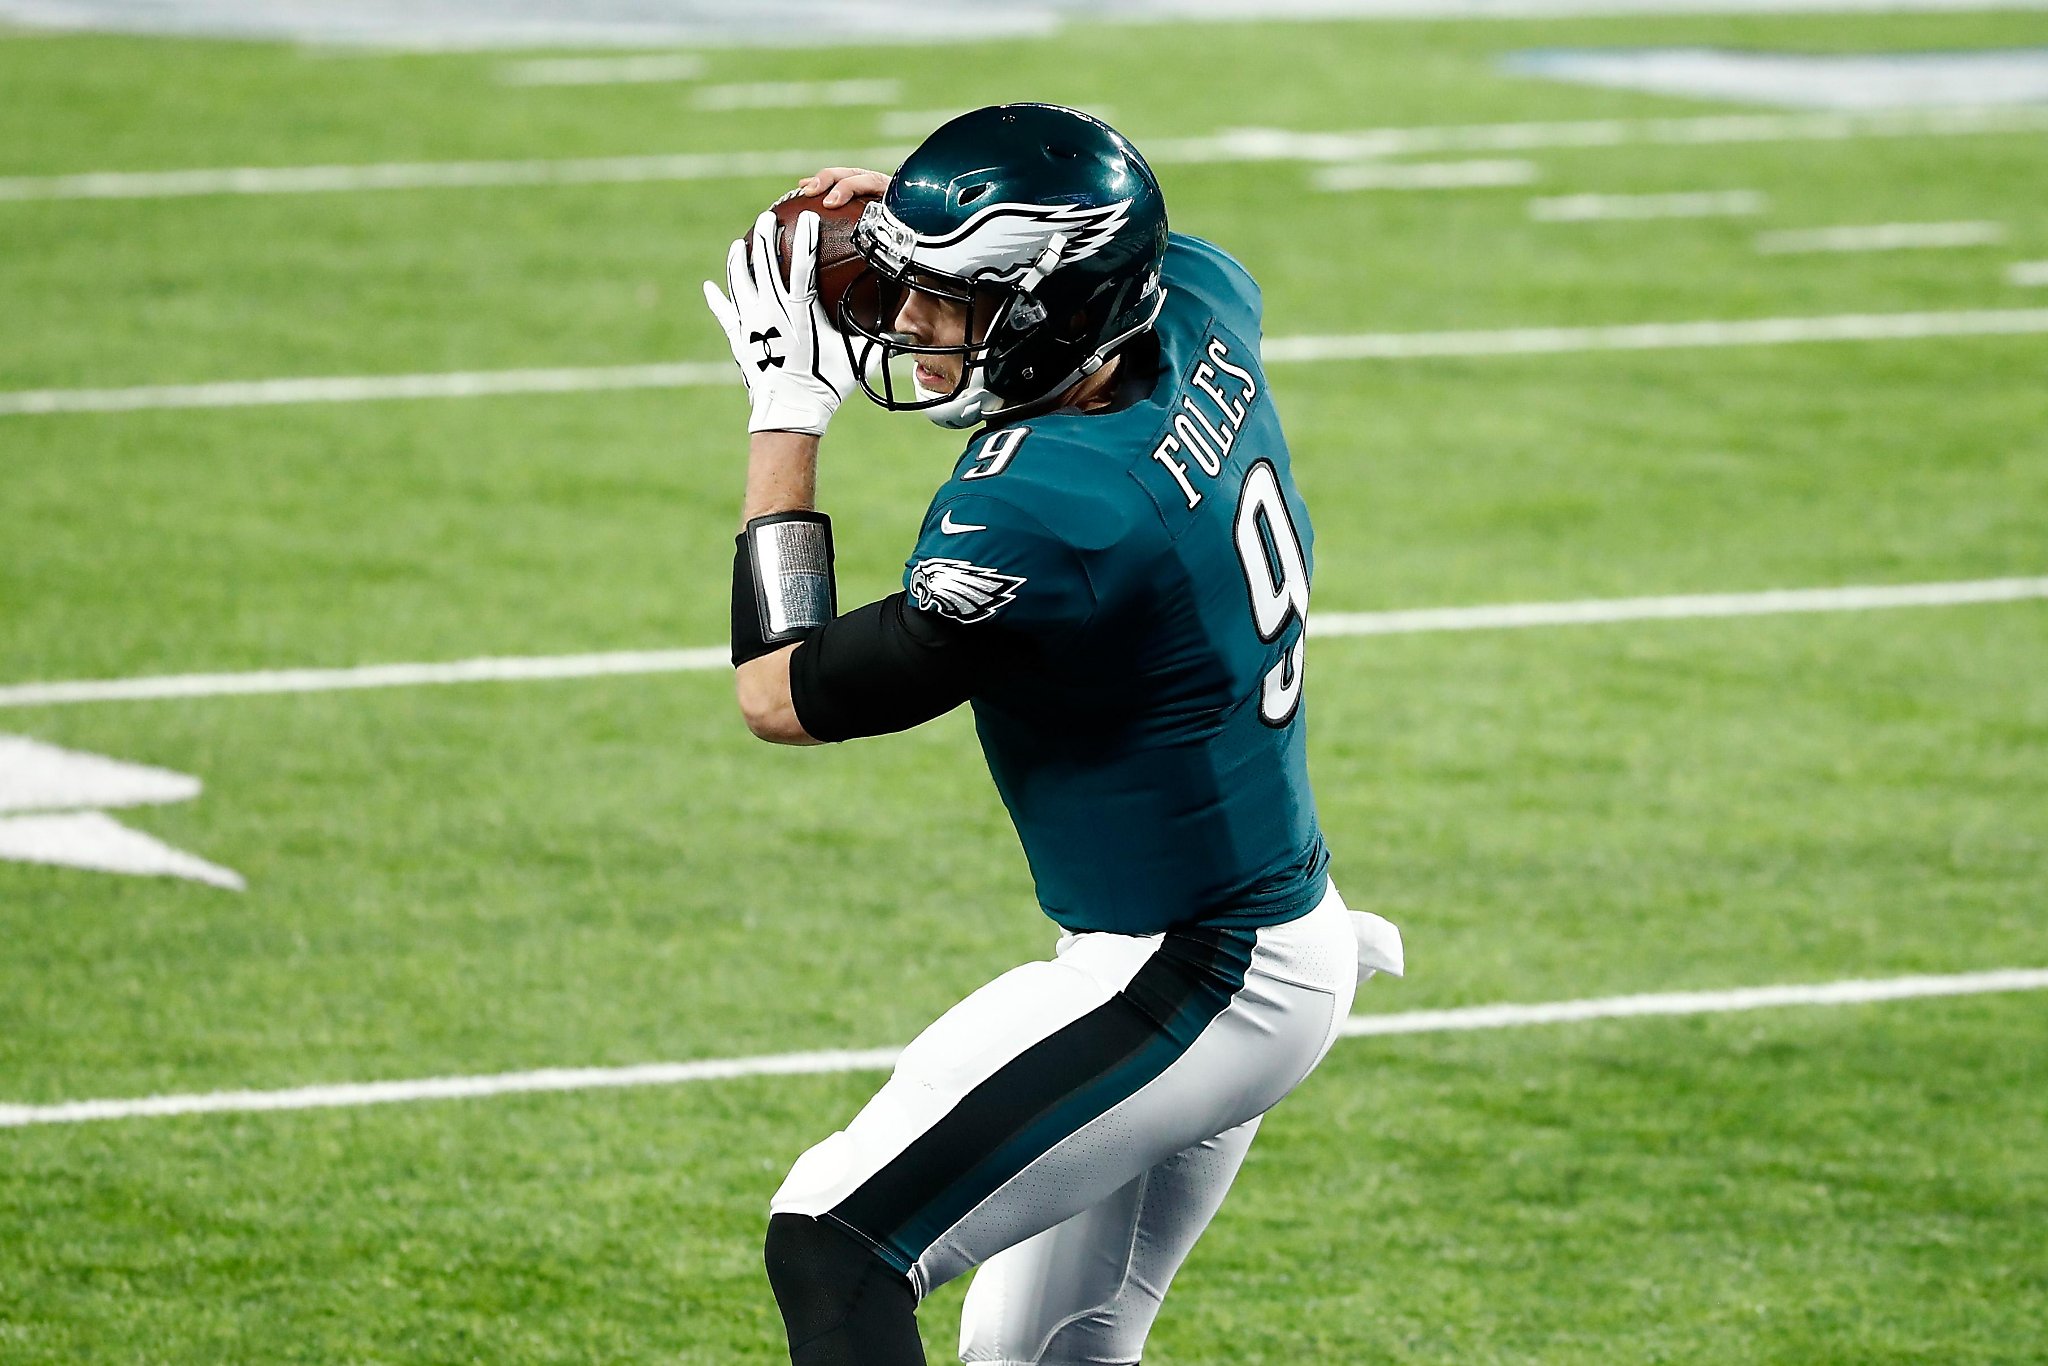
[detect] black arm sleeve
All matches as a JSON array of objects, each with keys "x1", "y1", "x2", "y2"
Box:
[{"x1": 787, "y1": 593, "x2": 987, "y2": 743}]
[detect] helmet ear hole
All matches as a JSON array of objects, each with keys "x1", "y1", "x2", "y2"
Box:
[{"x1": 958, "y1": 182, "x2": 993, "y2": 205}]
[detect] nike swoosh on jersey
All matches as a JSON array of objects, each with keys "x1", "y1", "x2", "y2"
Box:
[{"x1": 939, "y1": 511, "x2": 988, "y2": 535}]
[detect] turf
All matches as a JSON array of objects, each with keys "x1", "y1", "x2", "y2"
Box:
[
  {"x1": 2, "y1": 10, "x2": 2046, "y2": 1362},
  {"x1": 4, "y1": 999, "x2": 2042, "y2": 1361}
]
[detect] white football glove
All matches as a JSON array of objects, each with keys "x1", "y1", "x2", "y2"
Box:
[{"x1": 702, "y1": 209, "x2": 857, "y2": 437}]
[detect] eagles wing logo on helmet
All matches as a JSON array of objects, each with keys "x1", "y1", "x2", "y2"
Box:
[
  {"x1": 909, "y1": 557, "x2": 1027, "y2": 623},
  {"x1": 901, "y1": 199, "x2": 1136, "y2": 284}
]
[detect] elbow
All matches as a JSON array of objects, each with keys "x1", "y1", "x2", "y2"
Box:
[
  {"x1": 735, "y1": 654, "x2": 816, "y2": 746},
  {"x1": 738, "y1": 693, "x2": 775, "y2": 741},
  {"x1": 736, "y1": 684, "x2": 792, "y2": 743},
  {"x1": 742, "y1": 700, "x2": 803, "y2": 744}
]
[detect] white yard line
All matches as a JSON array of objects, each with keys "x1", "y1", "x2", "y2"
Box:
[
  {"x1": 5, "y1": 106, "x2": 2046, "y2": 202},
  {"x1": 9, "y1": 308, "x2": 2048, "y2": 418},
  {"x1": 879, "y1": 106, "x2": 1116, "y2": 139},
  {"x1": 1529, "y1": 189, "x2": 1767, "y2": 221},
  {"x1": 1312, "y1": 158, "x2": 1538, "y2": 191},
  {"x1": 0, "y1": 146, "x2": 912, "y2": 202},
  {"x1": 2, "y1": 577, "x2": 2041, "y2": 710},
  {"x1": 1756, "y1": 221, "x2": 2007, "y2": 254},
  {"x1": 497, "y1": 53, "x2": 705, "y2": 86},
  {"x1": 9, "y1": 0, "x2": 2048, "y2": 50},
  {"x1": 1337, "y1": 968, "x2": 2048, "y2": 1036},
  {"x1": 0, "y1": 648, "x2": 733, "y2": 708},
  {"x1": 2006, "y1": 260, "x2": 2048, "y2": 286},
  {"x1": 3, "y1": 967, "x2": 2041, "y2": 1128},
  {"x1": 0, "y1": 362, "x2": 730, "y2": 415},
  {"x1": 1304, "y1": 576, "x2": 2048, "y2": 636},
  {"x1": 691, "y1": 79, "x2": 902, "y2": 111},
  {"x1": 1152, "y1": 105, "x2": 2048, "y2": 164},
  {"x1": 1256, "y1": 307, "x2": 2048, "y2": 361}
]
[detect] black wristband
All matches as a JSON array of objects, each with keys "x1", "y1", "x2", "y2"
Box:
[{"x1": 732, "y1": 511, "x2": 836, "y2": 667}]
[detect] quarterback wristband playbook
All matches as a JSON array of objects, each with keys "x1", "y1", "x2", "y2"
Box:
[{"x1": 732, "y1": 511, "x2": 837, "y2": 666}]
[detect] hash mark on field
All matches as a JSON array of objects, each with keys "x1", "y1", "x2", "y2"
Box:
[
  {"x1": 0, "y1": 577, "x2": 2041, "y2": 709},
  {"x1": 2007, "y1": 260, "x2": 2048, "y2": 286},
  {"x1": 1528, "y1": 189, "x2": 1767, "y2": 220},
  {"x1": 497, "y1": 54, "x2": 706, "y2": 86},
  {"x1": 8, "y1": 309, "x2": 2048, "y2": 417},
  {"x1": 1499, "y1": 43, "x2": 2048, "y2": 110},
  {"x1": 1312, "y1": 159, "x2": 1538, "y2": 191},
  {"x1": 691, "y1": 80, "x2": 901, "y2": 111},
  {"x1": 4, "y1": 106, "x2": 2046, "y2": 201},
  {"x1": 1756, "y1": 221, "x2": 2006, "y2": 254},
  {"x1": 872, "y1": 107, "x2": 1114, "y2": 140},
  {"x1": 3, "y1": 968, "x2": 2041, "y2": 1128},
  {"x1": 878, "y1": 107, "x2": 968, "y2": 137},
  {"x1": 880, "y1": 106, "x2": 1118, "y2": 139}
]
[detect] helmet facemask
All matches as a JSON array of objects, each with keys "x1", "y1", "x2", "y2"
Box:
[
  {"x1": 836, "y1": 254, "x2": 1016, "y2": 430},
  {"x1": 837, "y1": 199, "x2": 1126, "y2": 430}
]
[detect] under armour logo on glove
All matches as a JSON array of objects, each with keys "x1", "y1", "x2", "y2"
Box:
[{"x1": 703, "y1": 208, "x2": 856, "y2": 436}]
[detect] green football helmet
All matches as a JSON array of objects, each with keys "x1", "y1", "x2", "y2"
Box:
[{"x1": 838, "y1": 103, "x2": 1169, "y2": 429}]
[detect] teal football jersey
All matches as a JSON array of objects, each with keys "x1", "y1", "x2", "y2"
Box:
[{"x1": 903, "y1": 234, "x2": 1328, "y2": 935}]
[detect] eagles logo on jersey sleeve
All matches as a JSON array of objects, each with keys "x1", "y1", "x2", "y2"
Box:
[
  {"x1": 908, "y1": 558, "x2": 1027, "y2": 624},
  {"x1": 904, "y1": 492, "x2": 1096, "y2": 636}
]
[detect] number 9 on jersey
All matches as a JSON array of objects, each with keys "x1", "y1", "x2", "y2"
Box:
[{"x1": 1233, "y1": 460, "x2": 1310, "y2": 726}]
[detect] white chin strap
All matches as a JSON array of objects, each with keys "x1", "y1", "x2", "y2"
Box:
[
  {"x1": 915, "y1": 371, "x2": 1002, "y2": 430},
  {"x1": 915, "y1": 286, "x2": 1168, "y2": 431}
]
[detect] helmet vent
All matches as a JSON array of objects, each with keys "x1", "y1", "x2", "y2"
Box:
[{"x1": 958, "y1": 182, "x2": 993, "y2": 206}]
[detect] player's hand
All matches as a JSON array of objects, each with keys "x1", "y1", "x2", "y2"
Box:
[
  {"x1": 702, "y1": 209, "x2": 857, "y2": 437},
  {"x1": 796, "y1": 167, "x2": 889, "y2": 208}
]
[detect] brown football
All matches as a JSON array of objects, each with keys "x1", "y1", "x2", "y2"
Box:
[{"x1": 769, "y1": 190, "x2": 873, "y2": 319}]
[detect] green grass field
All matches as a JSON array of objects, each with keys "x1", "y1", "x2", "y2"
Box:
[{"x1": 3, "y1": 11, "x2": 2046, "y2": 1362}]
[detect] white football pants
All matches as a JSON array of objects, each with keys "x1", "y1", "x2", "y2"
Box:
[{"x1": 770, "y1": 881, "x2": 1402, "y2": 1365}]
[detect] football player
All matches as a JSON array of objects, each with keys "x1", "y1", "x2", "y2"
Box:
[{"x1": 703, "y1": 104, "x2": 1403, "y2": 1366}]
